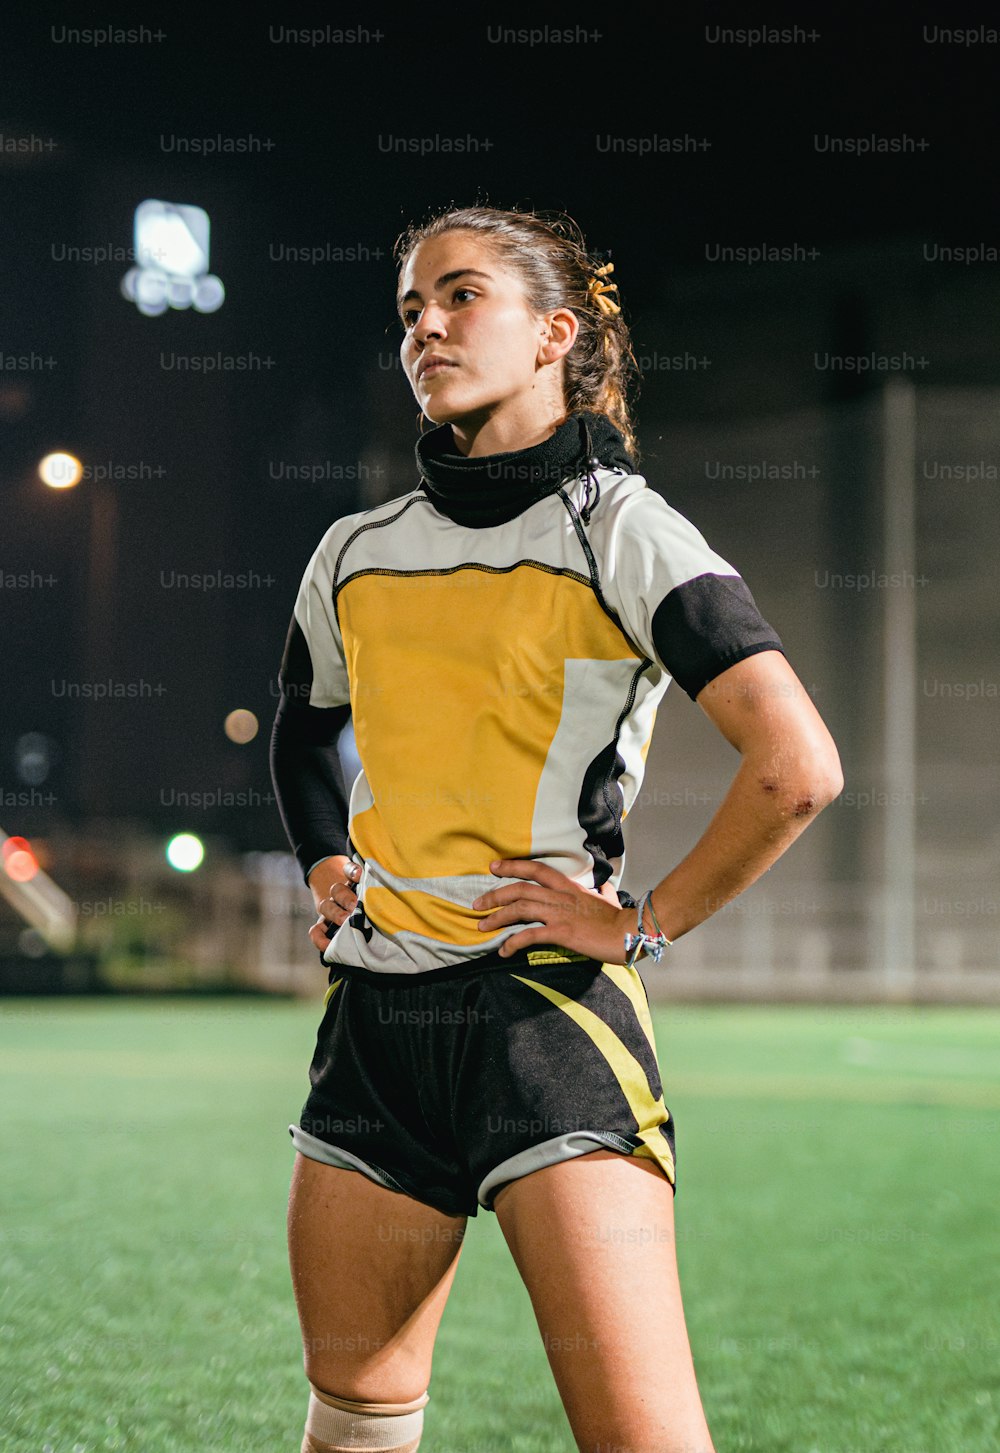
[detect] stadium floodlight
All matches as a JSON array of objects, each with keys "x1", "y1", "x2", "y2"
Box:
[{"x1": 121, "y1": 200, "x2": 225, "y2": 316}]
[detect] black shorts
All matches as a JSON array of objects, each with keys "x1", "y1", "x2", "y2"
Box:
[{"x1": 288, "y1": 949, "x2": 676, "y2": 1218}]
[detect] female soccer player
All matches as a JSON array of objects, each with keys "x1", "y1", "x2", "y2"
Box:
[{"x1": 270, "y1": 204, "x2": 844, "y2": 1453}]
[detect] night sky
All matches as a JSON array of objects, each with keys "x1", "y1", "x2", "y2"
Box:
[{"x1": 2, "y1": 11, "x2": 996, "y2": 853}]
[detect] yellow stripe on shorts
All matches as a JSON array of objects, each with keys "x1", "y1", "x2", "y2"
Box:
[
  {"x1": 323, "y1": 975, "x2": 345, "y2": 1009},
  {"x1": 509, "y1": 973, "x2": 675, "y2": 1184},
  {"x1": 598, "y1": 962, "x2": 658, "y2": 1060}
]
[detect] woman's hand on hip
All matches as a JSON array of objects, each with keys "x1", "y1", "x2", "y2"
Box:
[
  {"x1": 306, "y1": 855, "x2": 361, "y2": 954},
  {"x1": 471, "y1": 858, "x2": 632, "y2": 964}
]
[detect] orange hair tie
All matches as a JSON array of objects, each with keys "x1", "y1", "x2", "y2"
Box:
[{"x1": 586, "y1": 261, "x2": 621, "y2": 316}]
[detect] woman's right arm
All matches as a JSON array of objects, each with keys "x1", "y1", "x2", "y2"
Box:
[
  {"x1": 269, "y1": 692, "x2": 359, "y2": 951},
  {"x1": 271, "y1": 517, "x2": 360, "y2": 952}
]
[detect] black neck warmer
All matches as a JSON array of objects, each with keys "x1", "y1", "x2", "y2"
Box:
[{"x1": 415, "y1": 409, "x2": 634, "y2": 528}]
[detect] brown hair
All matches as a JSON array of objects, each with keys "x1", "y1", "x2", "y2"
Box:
[{"x1": 393, "y1": 204, "x2": 641, "y2": 465}]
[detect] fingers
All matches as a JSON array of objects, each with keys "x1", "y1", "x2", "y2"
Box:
[
  {"x1": 309, "y1": 896, "x2": 354, "y2": 946},
  {"x1": 476, "y1": 908, "x2": 548, "y2": 934},
  {"x1": 496, "y1": 925, "x2": 556, "y2": 958},
  {"x1": 472, "y1": 885, "x2": 542, "y2": 912},
  {"x1": 313, "y1": 866, "x2": 361, "y2": 920},
  {"x1": 309, "y1": 901, "x2": 354, "y2": 951},
  {"x1": 308, "y1": 863, "x2": 362, "y2": 953},
  {"x1": 482, "y1": 859, "x2": 601, "y2": 909},
  {"x1": 308, "y1": 921, "x2": 333, "y2": 952},
  {"x1": 316, "y1": 886, "x2": 358, "y2": 920},
  {"x1": 488, "y1": 857, "x2": 561, "y2": 888},
  {"x1": 473, "y1": 891, "x2": 549, "y2": 933}
]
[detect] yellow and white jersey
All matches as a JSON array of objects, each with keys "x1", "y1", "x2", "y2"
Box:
[{"x1": 276, "y1": 462, "x2": 784, "y2": 976}]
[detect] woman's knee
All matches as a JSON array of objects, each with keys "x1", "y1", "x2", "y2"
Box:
[
  {"x1": 300, "y1": 1379, "x2": 430, "y2": 1452},
  {"x1": 301, "y1": 1340, "x2": 433, "y2": 1407}
]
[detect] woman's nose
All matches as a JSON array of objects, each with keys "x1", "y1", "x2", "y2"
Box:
[{"x1": 413, "y1": 303, "x2": 446, "y2": 341}]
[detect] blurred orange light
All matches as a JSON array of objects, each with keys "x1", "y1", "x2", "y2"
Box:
[
  {"x1": 224, "y1": 708, "x2": 259, "y2": 744},
  {"x1": 39, "y1": 452, "x2": 83, "y2": 489}
]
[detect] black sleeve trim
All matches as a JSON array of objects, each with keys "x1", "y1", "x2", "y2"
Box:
[
  {"x1": 650, "y1": 573, "x2": 786, "y2": 702},
  {"x1": 269, "y1": 693, "x2": 352, "y2": 885}
]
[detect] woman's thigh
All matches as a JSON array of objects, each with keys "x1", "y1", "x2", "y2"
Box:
[
  {"x1": 494, "y1": 1149, "x2": 715, "y2": 1453},
  {"x1": 287, "y1": 1151, "x2": 467, "y2": 1401}
]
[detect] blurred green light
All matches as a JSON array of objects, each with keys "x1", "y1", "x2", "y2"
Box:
[{"x1": 166, "y1": 833, "x2": 204, "y2": 872}]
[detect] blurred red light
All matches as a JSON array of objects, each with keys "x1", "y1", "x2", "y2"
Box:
[{"x1": 5, "y1": 848, "x2": 39, "y2": 883}]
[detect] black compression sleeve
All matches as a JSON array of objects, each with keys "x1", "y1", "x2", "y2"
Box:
[{"x1": 269, "y1": 693, "x2": 353, "y2": 885}]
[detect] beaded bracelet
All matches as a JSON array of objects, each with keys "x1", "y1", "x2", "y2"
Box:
[{"x1": 623, "y1": 889, "x2": 673, "y2": 968}]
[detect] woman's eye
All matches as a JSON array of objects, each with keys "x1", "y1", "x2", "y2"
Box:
[{"x1": 399, "y1": 289, "x2": 477, "y2": 329}]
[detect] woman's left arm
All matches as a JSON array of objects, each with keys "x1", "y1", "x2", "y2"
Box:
[
  {"x1": 474, "y1": 649, "x2": 844, "y2": 960},
  {"x1": 637, "y1": 646, "x2": 844, "y2": 942}
]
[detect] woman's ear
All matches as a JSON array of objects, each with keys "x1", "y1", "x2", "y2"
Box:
[{"x1": 538, "y1": 306, "x2": 579, "y2": 366}]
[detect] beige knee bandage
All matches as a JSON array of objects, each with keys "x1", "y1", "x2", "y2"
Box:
[{"x1": 301, "y1": 1382, "x2": 429, "y2": 1453}]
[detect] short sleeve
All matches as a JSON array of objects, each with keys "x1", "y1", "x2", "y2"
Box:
[
  {"x1": 279, "y1": 522, "x2": 352, "y2": 709},
  {"x1": 600, "y1": 484, "x2": 786, "y2": 701}
]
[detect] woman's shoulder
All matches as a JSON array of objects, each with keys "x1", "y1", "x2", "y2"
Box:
[
  {"x1": 587, "y1": 469, "x2": 741, "y2": 580},
  {"x1": 589, "y1": 468, "x2": 707, "y2": 536}
]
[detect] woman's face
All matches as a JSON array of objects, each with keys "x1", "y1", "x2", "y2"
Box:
[{"x1": 398, "y1": 231, "x2": 554, "y2": 427}]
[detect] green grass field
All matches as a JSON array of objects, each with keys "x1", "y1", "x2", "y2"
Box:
[{"x1": 2, "y1": 996, "x2": 998, "y2": 1452}]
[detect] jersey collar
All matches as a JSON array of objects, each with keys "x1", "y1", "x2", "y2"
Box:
[{"x1": 415, "y1": 410, "x2": 633, "y2": 528}]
